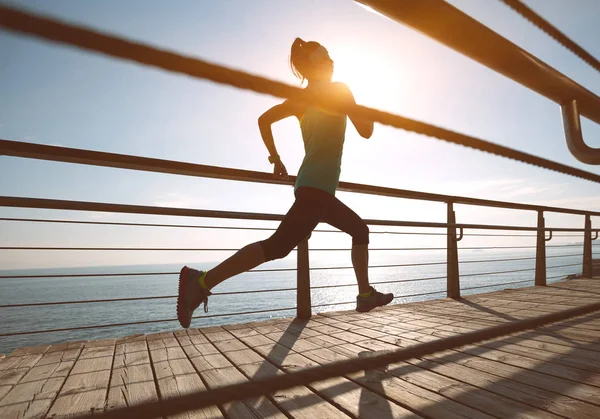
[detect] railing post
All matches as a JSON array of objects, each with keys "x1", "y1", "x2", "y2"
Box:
[
  {"x1": 297, "y1": 236, "x2": 311, "y2": 319},
  {"x1": 535, "y1": 211, "x2": 547, "y2": 286},
  {"x1": 447, "y1": 202, "x2": 460, "y2": 299},
  {"x1": 583, "y1": 215, "x2": 593, "y2": 278}
]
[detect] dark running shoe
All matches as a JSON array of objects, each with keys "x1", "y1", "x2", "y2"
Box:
[
  {"x1": 356, "y1": 287, "x2": 394, "y2": 313},
  {"x1": 177, "y1": 266, "x2": 211, "y2": 328}
]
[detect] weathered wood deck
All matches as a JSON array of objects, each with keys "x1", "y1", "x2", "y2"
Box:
[{"x1": 1, "y1": 278, "x2": 599, "y2": 418}]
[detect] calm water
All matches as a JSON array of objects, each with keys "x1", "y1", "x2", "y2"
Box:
[{"x1": 0, "y1": 248, "x2": 584, "y2": 354}]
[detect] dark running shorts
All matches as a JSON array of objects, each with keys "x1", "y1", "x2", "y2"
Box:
[{"x1": 259, "y1": 186, "x2": 369, "y2": 261}]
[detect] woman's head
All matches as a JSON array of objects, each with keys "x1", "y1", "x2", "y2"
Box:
[{"x1": 290, "y1": 38, "x2": 334, "y2": 83}]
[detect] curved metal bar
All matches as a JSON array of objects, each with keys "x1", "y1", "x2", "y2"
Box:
[
  {"x1": 593, "y1": 231, "x2": 599, "y2": 241},
  {"x1": 545, "y1": 230, "x2": 553, "y2": 242},
  {"x1": 562, "y1": 100, "x2": 600, "y2": 165},
  {"x1": 456, "y1": 227, "x2": 464, "y2": 242}
]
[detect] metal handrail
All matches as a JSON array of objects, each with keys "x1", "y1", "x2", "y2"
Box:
[
  {"x1": 2, "y1": 197, "x2": 600, "y2": 234},
  {"x1": 3, "y1": 244, "x2": 589, "y2": 252},
  {"x1": 1, "y1": 216, "x2": 591, "y2": 237}
]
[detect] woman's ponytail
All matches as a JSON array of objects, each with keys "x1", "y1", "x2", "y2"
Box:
[{"x1": 290, "y1": 37, "x2": 306, "y2": 81}]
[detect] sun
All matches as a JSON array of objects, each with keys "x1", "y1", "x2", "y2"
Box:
[{"x1": 330, "y1": 44, "x2": 406, "y2": 111}]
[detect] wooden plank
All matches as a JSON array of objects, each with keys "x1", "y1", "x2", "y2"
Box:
[
  {"x1": 413, "y1": 353, "x2": 599, "y2": 419},
  {"x1": 304, "y1": 339, "x2": 493, "y2": 419},
  {"x1": 148, "y1": 331, "x2": 223, "y2": 419},
  {"x1": 176, "y1": 328, "x2": 283, "y2": 419},
  {"x1": 309, "y1": 307, "x2": 598, "y2": 419},
  {"x1": 424, "y1": 349, "x2": 600, "y2": 418},
  {"x1": 47, "y1": 338, "x2": 116, "y2": 417},
  {"x1": 246, "y1": 326, "x2": 426, "y2": 418},
  {"x1": 106, "y1": 335, "x2": 159, "y2": 411},
  {"x1": 447, "y1": 346, "x2": 600, "y2": 407},
  {"x1": 0, "y1": 341, "x2": 83, "y2": 418},
  {"x1": 204, "y1": 327, "x2": 350, "y2": 418}
]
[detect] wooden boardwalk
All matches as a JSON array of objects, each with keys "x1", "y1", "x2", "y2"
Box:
[{"x1": 1, "y1": 278, "x2": 599, "y2": 418}]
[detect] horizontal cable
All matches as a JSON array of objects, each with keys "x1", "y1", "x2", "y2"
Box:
[
  {"x1": 1, "y1": 244, "x2": 589, "y2": 251},
  {"x1": 311, "y1": 289, "x2": 447, "y2": 309},
  {"x1": 0, "y1": 287, "x2": 301, "y2": 308},
  {"x1": 460, "y1": 255, "x2": 536, "y2": 264},
  {"x1": 311, "y1": 275, "x2": 447, "y2": 291},
  {"x1": 0, "y1": 254, "x2": 582, "y2": 280},
  {"x1": 0, "y1": 217, "x2": 439, "y2": 236},
  {"x1": 0, "y1": 261, "x2": 447, "y2": 280},
  {"x1": 547, "y1": 262, "x2": 582, "y2": 270},
  {"x1": 548, "y1": 273, "x2": 575, "y2": 280},
  {"x1": 67, "y1": 302, "x2": 600, "y2": 418},
  {"x1": 0, "y1": 262, "x2": 582, "y2": 308},
  {"x1": 461, "y1": 279, "x2": 533, "y2": 291},
  {"x1": 547, "y1": 253, "x2": 586, "y2": 259},
  {"x1": 0, "y1": 246, "x2": 448, "y2": 251},
  {"x1": 3, "y1": 7, "x2": 600, "y2": 193},
  {"x1": 459, "y1": 253, "x2": 581, "y2": 265},
  {"x1": 0, "y1": 306, "x2": 296, "y2": 337},
  {"x1": 0, "y1": 273, "x2": 452, "y2": 309},
  {"x1": 0, "y1": 217, "x2": 594, "y2": 237},
  {"x1": 0, "y1": 274, "x2": 450, "y2": 309},
  {"x1": 461, "y1": 267, "x2": 536, "y2": 278}
]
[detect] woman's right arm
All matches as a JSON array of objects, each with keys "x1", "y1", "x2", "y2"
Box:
[
  {"x1": 258, "y1": 99, "x2": 303, "y2": 159},
  {"x1": 258, "y1": 99, "x2": 303, "y2": 178}
]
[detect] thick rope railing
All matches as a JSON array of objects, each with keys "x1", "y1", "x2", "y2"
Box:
[
  {"x1": 501, "y1": 0, "x2": 600, "y2": 73},
  {"x1": 2, "y1": 6, "x2": 600, "y2": 185},
  {"x1": 65, "y1": 302, "x2": 600, "y2": 419}
]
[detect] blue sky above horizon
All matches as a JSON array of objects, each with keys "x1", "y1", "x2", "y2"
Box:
[{"x1": 1, "y1": 0, "x2": 600, "y2": 269}]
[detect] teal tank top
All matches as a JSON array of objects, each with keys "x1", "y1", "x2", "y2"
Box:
[{"x1": 295, "y1": 106, "x2": 347, "y2": 195}]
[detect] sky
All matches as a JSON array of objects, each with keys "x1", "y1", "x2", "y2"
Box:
[{"x1": 1, "y1": 0, "x2": 600, "y2": 269}]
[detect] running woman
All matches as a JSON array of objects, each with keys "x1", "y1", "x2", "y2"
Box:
[{"x1": 177, "y1": 38, "x2": 394, "y2": 328}]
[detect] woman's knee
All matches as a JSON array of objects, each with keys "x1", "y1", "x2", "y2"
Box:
[
  {"x1": 259, "y1": 240, "x2": 295, "y2": 261},
  {"x1": 352, "y1": 223, "x2": 369, "y2": 245}
]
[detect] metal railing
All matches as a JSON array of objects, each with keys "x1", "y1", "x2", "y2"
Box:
[
  {"x1": 1, "y1": 1, "x2": 599, "y2": 340},
  {"x1": 1, "y1": 3, "x2": 600, "y2": 417},
  {"x1": 1, "y1": 140, "x2": 599, "y2": 338}
]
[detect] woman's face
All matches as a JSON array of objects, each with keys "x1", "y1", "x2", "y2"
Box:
[{"x1": 310, "y1": 46, "x2": 334, "y2": 80}]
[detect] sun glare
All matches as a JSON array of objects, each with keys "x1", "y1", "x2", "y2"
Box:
[{"x1": 331, "y1": 44, "x2": 406, "y2": 111}]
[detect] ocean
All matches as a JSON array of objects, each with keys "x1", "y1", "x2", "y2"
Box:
[{"x1": 0, "y1": 247, "x2": 585, "y2": 355}]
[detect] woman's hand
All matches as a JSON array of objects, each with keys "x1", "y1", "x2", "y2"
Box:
[{"x1": 273, "y1": 160, "x2": 289, "y2": 180}]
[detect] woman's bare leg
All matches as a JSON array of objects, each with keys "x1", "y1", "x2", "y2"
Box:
[
  {"x1": 351, "y1": 244, "x2": 370, "y2": 294},
  {"x1": 203, "y1": 242, "x2": 266, "y2": 289}
]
